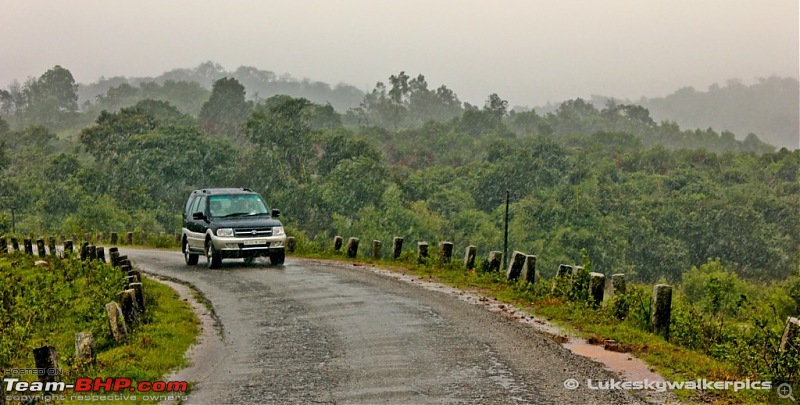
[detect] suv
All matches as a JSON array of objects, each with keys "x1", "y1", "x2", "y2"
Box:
[{"x1": 181, "y1": 188, "x2": 287, "y2": 268}]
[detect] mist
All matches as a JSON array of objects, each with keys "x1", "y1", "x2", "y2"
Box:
[{"x1": 1, "y1": 0, "x2": 797, "y2": 107}]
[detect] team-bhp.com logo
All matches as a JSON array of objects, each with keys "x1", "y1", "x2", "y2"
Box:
[
  {"x1": 3, "y1": 375, "x2": 188, "y2": 402},
  {"x1": 5, "y1": 377, "x2": 187, "y2": 392}
]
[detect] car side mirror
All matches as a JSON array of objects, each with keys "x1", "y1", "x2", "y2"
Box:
[
  {"x1": 192, "y1": 212, "x2": 205, "y2": 220},
  {"x1": 271, "y1": 209, "x2": 281, "y2": 218}
]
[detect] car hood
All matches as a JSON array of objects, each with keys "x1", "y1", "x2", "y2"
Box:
[{"x1": 211, "y1": 217, "x2": 283, "y2": 229}]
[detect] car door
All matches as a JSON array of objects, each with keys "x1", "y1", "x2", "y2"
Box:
[
  {"x1": 182, "y1": 195, "x2": 196, "y2": 231},
  {"x1": 187, "y1": 196, "x2": 206, "y2": 249}
]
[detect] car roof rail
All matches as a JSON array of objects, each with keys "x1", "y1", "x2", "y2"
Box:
[{"x1": 242, "y1": 188, "x2": 252, "y2": 192}]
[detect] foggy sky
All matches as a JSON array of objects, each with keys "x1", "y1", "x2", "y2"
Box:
[{"x1": 1, "y1": 0, "x2": 797, "y2": 107}]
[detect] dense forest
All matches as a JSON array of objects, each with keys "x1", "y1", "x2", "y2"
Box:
[{"x1": 0, "y1": 65, "x2": 797, "y2": 284}]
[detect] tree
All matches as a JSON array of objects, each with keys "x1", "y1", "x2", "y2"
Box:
[
  {"x1": 352, "y1": 72, "x2": 463, "y2": 130},
  {"x1": 245, "y1": 96, "x2": 315, "y2": 181},
  {"x1": 79, "y1": 99, "x2": 194, "y2": 163},
  {"x1": 14, "y1": 125, "x2": 57, "y2": 151},
  {"x1": 44, "y1": 153, "x2": 81, "y2": 182},
  {"x1": 306, "y1": 103, "x2": 342, "y2": 130},
  {"x1": 484, "y1": 93, "x2": 508, "y2": 120},
  {"x1": 509, "y1": 109, "x2": 552, "y2": 136},
  {"x1": 133, "y1": 99, "x2": 196, "y2": 127},
  {"x1": 19, "y1": 65, "x2": 79, "y2": 129},
  {"x1": 199, "y1": 77, "x2": 251, "y2": 141},
  {"x1": 317, "y1": 129, "x2": 380, "y2": 174},
  {"x1": 321, "y1": 156, "x2": 390, "y2": 216},
  {"x1": 406, "y1": 75, "x2": 463, "y2": 126},
  {"x1": 0, "y1": 90, "x2": 14, "y2": 115},
  {"x1": 79, "y1": 105, "x2": 156, "y2": 162},
  {"x1": 0, "y1": 116, "x2": 9, "y2": 135},
  {"x1": 93, "y1": 80, "x2": 210, "y2": 116},
  {"x1": 457, "y1": 95, "x2": 512, "y2": 137},
  {"x1": 0, "y1": 141, "x2": 7, "y2": 172},
  {"x1": 110, "y1": 126, "x2": 237, "y2": 217}
]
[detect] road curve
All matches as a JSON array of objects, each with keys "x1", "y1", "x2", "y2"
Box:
[{"x1": 123, "y1": 248, "x2": 643, "y2": 404}]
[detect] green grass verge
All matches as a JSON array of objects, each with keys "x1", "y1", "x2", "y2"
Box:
[{"x1": 0, "y1": 252, "x2": 198, "y2": 404}]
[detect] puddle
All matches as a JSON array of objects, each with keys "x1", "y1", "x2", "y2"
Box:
[{"x1": 563, "y1": 339, "x2": 662, "y2": 383}]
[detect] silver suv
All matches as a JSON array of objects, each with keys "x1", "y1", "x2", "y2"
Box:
[{"x1": 181, "y1": 188, "x2": 287, "y2": 268}]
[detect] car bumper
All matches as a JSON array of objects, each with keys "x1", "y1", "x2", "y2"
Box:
[{"x1": 210, "y1": 235, "x2": 286, "y2": 256}]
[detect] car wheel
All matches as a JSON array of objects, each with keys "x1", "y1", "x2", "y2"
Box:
[
  {"x1": 270, "y1": 250, "x2": 285, "y2": 266},
  {"x1": 184, "y1": 238, "x2": 199, "y2": 265},
  {"x1": 206, "y1": 240, "x2": 222, "y2": 269}
]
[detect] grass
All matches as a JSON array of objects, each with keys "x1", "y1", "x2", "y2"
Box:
[{"x1": 0, "y1": 252, "x2": 198, "y2": 404}]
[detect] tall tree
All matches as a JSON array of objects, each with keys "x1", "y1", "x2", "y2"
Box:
[
  {"x1": 352, "y1": 72, "x2": 463, "y2": 130},
  {"x1": 199, "y1": 77, "x2": 251, "y2": 141},
  {"x1": 484, "y1": 93, "x2": 508, "y2": 120},
  {"x1": 245, "y1": 96, "x2": 315, "y2": 181},
  {"x1": 19, "y1": 66, "x2": 79, "y2": 130}
]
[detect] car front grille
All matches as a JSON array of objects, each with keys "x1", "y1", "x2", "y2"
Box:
[{"x1": 233, "y1": 228, "x2": 273, "y2": 238}]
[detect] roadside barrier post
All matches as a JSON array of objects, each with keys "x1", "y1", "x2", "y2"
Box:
[
  {"x1": 417, "y1": 241, "x2": 429, "y2": 263},
  {"x1": 506, "y1": 251, "x2": 525, "y2": 281},
  {"x1": 589, "y1": 272, "x2": 605, "y2": 308},
  {"x1": 464, "y1": 245, "x2": 477, "y2": 270},
  {"x1": 392, "y1": 237, "x2": 403, "y2": 259},
  {"x1": 521, "y1": 255, "x2": 537, "y2": 284},
  {"x1": 372, "y1": 240, "x2": 382, "y2": 259},
  {"x1": 346, "y1": 237, "x2": 359, "y2": 258},
  {"x1": 439, "y1": 242, "x2": 453, "y2": 265},
  {"x1": 32, "y1": 346, "x2": 60, "y2": 384},
  {"x1": 652, "y1": 284, "x2": 673, "y2": 340}
]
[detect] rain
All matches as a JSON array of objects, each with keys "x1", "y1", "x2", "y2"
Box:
[{"x1": 0, "y1": 1, "x2": 798, "y2": 402}]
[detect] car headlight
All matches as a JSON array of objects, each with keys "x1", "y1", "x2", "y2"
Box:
[
  {"x1": 216, "y1": 228, "x2": 234, "y2": 237},
  {"x1": 272, "y1": 226, "x2": 285, "y2": 236}
]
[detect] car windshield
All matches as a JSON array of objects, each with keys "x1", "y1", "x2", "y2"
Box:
[{"x1": 208, "y1": 194, "x2": 269, "y2": 218}]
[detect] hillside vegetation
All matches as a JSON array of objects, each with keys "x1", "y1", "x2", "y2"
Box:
[{"x1": 0, "y1": 65, "x2": 797, "y2": 286}]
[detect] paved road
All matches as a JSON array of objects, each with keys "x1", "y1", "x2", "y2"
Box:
[{"x1": 123, "y1": 249, "x2": 642, "y2": 404}]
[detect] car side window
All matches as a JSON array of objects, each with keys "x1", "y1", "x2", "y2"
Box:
[
  {"x1": 196, "y1": 196, "x2": 207, "y2": 216},
  {"x1": 184, "y1": 196, "x2": 196, "y2": 218},
  {"x1": 189, "y1": 196, "x2": 202, "y2": 216}
]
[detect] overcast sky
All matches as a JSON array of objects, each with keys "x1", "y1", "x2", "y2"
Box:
[{"x1": 1, "y1": 0, "x2": 797, "y2": 106}]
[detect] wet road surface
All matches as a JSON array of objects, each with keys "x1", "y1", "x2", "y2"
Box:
[{"x1": 123, "y1": 249, "x2": 642, "y2": 404}]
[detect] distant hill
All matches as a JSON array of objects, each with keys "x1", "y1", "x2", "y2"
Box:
[
  {"x1": 78, "y1": 61, "x2": 365, "y2": 113},
  {"x1": 639, "y1": 77, "x2": 799, "y2": 150},
  {"x1": 571, "y1": 77, "x2": 799, "y2": 150},
  {"x1": 78, "y1": 63, "x2": 798, "y2": 149}
]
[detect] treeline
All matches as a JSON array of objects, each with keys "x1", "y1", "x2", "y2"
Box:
[
  {"x1": 77, "y1": 61, "x2": 365, "y2": 113},
  {"x1": 641, "y1": 77, "x2": 800, "y2": 150},
  {"x1": 7, "y1": 61, "x2": 796, "y2": 150},
  {"x1": 0, "y1": 66, "x2": 797, "y2": 284}
]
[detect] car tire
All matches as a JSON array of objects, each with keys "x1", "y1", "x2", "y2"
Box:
[
  {"x1": 270, "y1": 250, "x2": 285, "y2": 266},
  {"x1": 184, "y1": 238, "x2": 199, "y2": 265},
  {"x1": 206, "y1": 239, "x2": 222, "y2": 269}
]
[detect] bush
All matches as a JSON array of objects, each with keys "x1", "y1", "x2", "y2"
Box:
[{"x1": 0, "y1": 253, "x2": 126, "y2": 368}]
